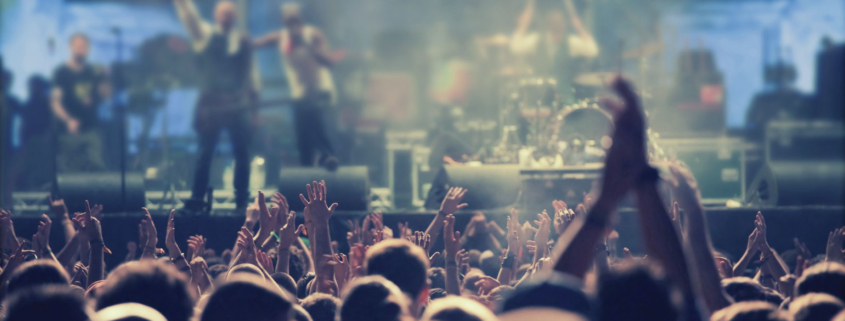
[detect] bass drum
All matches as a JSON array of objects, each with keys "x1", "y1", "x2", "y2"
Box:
[{"x1": 546, "y1": 100, "x2": 614, "y2": 164}]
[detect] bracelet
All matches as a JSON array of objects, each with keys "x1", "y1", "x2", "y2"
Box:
[
  {"x1": 446, "y1": 260, "x2": 458, "y2": 267},
  {"x1": 502, "y1": 255, "x2": 516, "y2": 268},
  {"x1": 271, "y1": 231, "x2": 280, "y2": 242},
  {"x1": 90, "y1": 239, "x2": 104, "y2": 245}
]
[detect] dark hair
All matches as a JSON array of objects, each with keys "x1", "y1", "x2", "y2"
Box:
[
  {"x1": 428, "y1": 268, "x2": 446, "y2": 290},
  {"x1": 339, "y1": 275, "x2": 408, "y2": 321},
  {"x1": 429, "y1": 288, "x2": 448, "y2": 301},
  {"x1": 301, "y1": 293, "x2": 341, "y2": 321},
  {"x1": 292, "y1": 305, "x2": 314, "y2": 321},
  {"x1": 461, "y1": 273, "x2": 482, "y2": 295},
  {"x1": 95, "y1": 260, "x2": 194, "y2": 321},
  {"x1": 6, "y1": 259, "x2": 70, "y2": 295},
  {"x1": 201, "y1": 275, "x2": 293, "y2": 321},
  {"x1": 4, "y1": 285, "x2": 90, "y2": 321},
  {"x1": 796, "y1": 262, "x2": 845, "y2": 301},
  {"x1": 297, "y1": 273, "x2": 316, "y2": 299},
  {"x1": 289, "y1": 247, "x2": 307, "y2": 282},
  {"x1": 365, "y1": 239, "x2": 429, "y2": 298},
  {"x1": 421, "y1": 296, "x2": 497, "y2": 321},
  {"x1": 788, "y1": 293, "x2": 845, "y2": 321},
  {"x1": 479, "y1": 251, "x2": 500, "y2": 277},
  {"x1": 763, "y1": 288, "x2": 785, "y2": 306},
  {"x1": 722, "y1": 277, "x2": 767, "y2": 302},
  {"x1": 207, "y1": 264, "x2": 229, "y2": 279},
  {"x1": 272, "y1": 272, "x2": 298, "y2": 296},
  {"x1": 711, "y1": 301, "x2": 792, "y2": 321},
  {"x1": 597, "y1": 263, "x2": 677, "y2": 321}
]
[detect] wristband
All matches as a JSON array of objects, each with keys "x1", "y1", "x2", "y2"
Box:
[
  {"x1": 502, "y1": 255, "x2": 516, "y2": 268},
  {"x1": 90, "y1": 239, "x2": 104, "y2": 245},
  {"x1": 271, "y1": 231, "x2": 280, "y2": 242},
  {"x1": 446, "y1": 260, "x2": 458, "y2": 267}
]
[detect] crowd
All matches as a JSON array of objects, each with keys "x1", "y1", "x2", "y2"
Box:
[{"x1": 1, "y1": 78, "x2": 844, "y2": 321}]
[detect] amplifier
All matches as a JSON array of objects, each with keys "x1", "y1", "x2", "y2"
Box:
[{"x1": 656, "y1": 137, "x2": 751, "y2": 205}]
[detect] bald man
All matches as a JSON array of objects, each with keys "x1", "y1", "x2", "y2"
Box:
[
  {"x1": 254, "y1": 3, "x2": 338, "y2": 170},
  {"x1": 173, "y1": 0, "x2": 260, "y2": 212}
]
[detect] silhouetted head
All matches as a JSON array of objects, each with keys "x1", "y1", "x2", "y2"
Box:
[
  {"x1": 365, "y1": 239, "x2": 430, "y2": 305},
  {"x1": 214, "y1": 1, "x2": 237, "y2": 33},
  {"x1": 711, "y1": 301, "x2": 792, "y2": 321},
  {"x1": 788, "y1": 293, "x2": 845, "y2": 321},
  {"x1": 201, "y1": 273, "x2": 294, "y2": 321},
  {"x1": 723, "y1": 277, "x2": 767, "y2": 303},
  {"x1": 96, "y1": 260, "x2": 194, "y2": 321},
  {"x1": 420, "y1": 295, "x2": 497, "y2": 321},
  {"x1": 7, "y1": 259, "x2": 70, "y2": 296},
  {"x1": 281, "y1": 3, "x2": 303, "y2": 36},
  {"x1": 4, "y1": 285, "x2": 91, "y2": 321},
  {"x1": 301, "y1": 293, "x2": 340, "y2": 321},
  {"x1": 69, "y1": 33, "x2": 90, "y2": 62},
  {"x1": 796, "y1": 262, "x2": 845, "y2": 301},
  {"x1": 338, "y1": 275, "x2": 412, "y2": 321}
]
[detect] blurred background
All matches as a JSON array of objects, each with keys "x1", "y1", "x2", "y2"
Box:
[{"x1": 1, "y1": 0, "x2": 843, "y2": 216}]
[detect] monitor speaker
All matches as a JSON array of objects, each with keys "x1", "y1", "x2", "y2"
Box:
[
  {"x1": 55, "y1": 172, "x2": 146, "y2": 213},
  {"x1": 278, "y1": 166, "x2": 370, "y2": 212}
]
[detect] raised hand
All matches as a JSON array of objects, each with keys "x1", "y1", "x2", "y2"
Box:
[
  {"x1": 245, "y1": 200, "x2": 260, "y2": 228},
  {"x1": 826, "y1": 226, "x2": 845, "y2": 263},
  {"x1": 506, "y1": 214, "x2": 520, "y2": 251},
  {"x1": 140, "y1": 208, "x2": 158, "y2": 258},
  {"x1": 754, "y1": 212, "x2": 769, "y2": 251},
  {"x1": 440, "y1": 187, "x2": 468, "y2": 215},
  {"x1": 348, "y1": 243, "x2": 368, "y2": 277},
  {"x1": 457, "y1": 249, "x2": 469, "y2": 274},
  {"x1": 48, "y1": 196, "x2": 69, "y2": 219},
  {"x1": 443, "y1": 214, "x2": 462, "y2": 262},
  {"x1": 333, "y1": 253, "x2": 350, "y2": 291},
  {"x1": 75, "y1": 201, "x2": 103, "y2": 243},
  {"x1": 0, "y1": 209, "x2": 20, "y2": 250},
  {"x1": 552, "y1": 200, "x2": 573, "y2": 235},
  {"x1": 70, "y1": 263, "x2": 89, "y2": 287},
  {"x1": 256, "y1": 191, "x2": 278, "y2": 235},
  {"x1": 235, "y1": 226, "x2": 258, "y2": 266},
  {"x1": 510, "y1": 208, "x2": 527, "y2": 249},
  {"x1": 187, "y1": 235, "x2": 206, "y2": 261},
  {"x1": 397, "y1": 221, "x2": 410, "y2": 239},
  {"x1": 794, "y1": 238, "x2": 812, "y2": 260},
  {"x1": 165, "y1": 209, "x2": 181, "y2": 256},
  {"x1": 256, "y1": 249, "x2": 275, "y2": 274},
  {"x1": 475, "y1": 276, "x2": 501, "y2": 296},
  {"x1": 532, "y1": 210, "x2": 552, "y2": 259},
  {"x1": 89, "y1": 203, "x2": 104, "y2": 221},
  {"x1": 31, "y1": 214, "x2": 53, "y2": 256},
  {"x1": 347, "y1": 219, "x2": 362, "y2": 245},
  {"x1": 299, "y1": 180, "x2": 338, "y2": 223},
  {"x1": 598, "y1": 77, "x2": 648, "y2": 204},
  {"x1": 271, "y1": 192, "x2": 290, "y2": 219}
]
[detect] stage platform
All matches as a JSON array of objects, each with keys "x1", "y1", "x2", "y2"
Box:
[{"x1": 6, "y1": 189, "x2": 844, "y2": 270}]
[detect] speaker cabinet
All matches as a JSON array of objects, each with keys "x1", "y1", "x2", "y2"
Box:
[{"x1": 279, "y1": 166, "x2": 370, "y2": 211}]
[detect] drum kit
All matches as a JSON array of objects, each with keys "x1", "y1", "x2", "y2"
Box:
[{"x1": 460, "y1": 35, "x2": 664, "y2": 167}]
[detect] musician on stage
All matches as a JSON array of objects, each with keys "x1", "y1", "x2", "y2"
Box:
[
  {"x1": 173, "y1": 0, "x2": 260, "y2": 212},
  {"x1": 510, "y1": 0, "x2": 599, "y2": 101},
  {"x1": 51, "y1": 33, "x2": 109, "y2": 172},
  {"x1": 253, "y1": 3, "x2": 338, "y2": 170}
]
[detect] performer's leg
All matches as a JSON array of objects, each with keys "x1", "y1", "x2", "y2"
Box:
[
  {"x1": 228, "y1": 113, "x2": 252, "y2": 209},
  {"x1": 84, "y1": 130, "x2": 106, "y2": 171},
  {"x1": 293, "y1": 103, "x2": 315, "y2": 166},
  {"x1": 312, "y1": 105, "x2": 336, "y2": 165},
  {"x1": 188, "y1": 125, "x2": 222, "y2": 207}
]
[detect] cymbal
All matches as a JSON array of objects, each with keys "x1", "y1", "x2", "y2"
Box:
[{"x1": 574, "y1": 72, "x2": 617, "y2": 87}]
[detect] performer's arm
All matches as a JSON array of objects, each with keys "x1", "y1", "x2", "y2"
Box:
[
  {"x1": 173, "y1": 0, "x2": 212, "y2": 51},
  {"x1": 562, "y1": 0, "x2": 593, "y2": 42},
  {"x1": 253, "y1": 32, "x2": 280, "y2": 48},
  {"x1": 515, "y1": 0, "x2": 535, "y2": 37},
  {"x1": 50, "y1": 87, "x2": 79, "y2": 135}
]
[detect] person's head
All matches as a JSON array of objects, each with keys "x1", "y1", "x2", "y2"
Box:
[
  {"x1": 272, "y1": 272, "x2": 298, "y2": 296},
  {"x1": 711, "y1": 301, "x2": 793, "y2": 321},
  {"x1": 788, "y1": 293, "x2": 845, "y2": 321},
  {"x1": 228, "y1": 263, "x2": 264, "y2": 280},
  {"x1": 597, "y1": 263, "x2": 677, "y2": 321},
  {"x1": 281, "y1": 3, "x2": 303, "y2": 35},
  {"x1": 420, "y1": 295, "x2": 497, "y2": 321},
  {"x1": 482, "y1": 285, "x2": 514, "y2": 311},
  {"x1": 69, "y1": 33, "x2": 90, "y2": 62},
  {"x1": 6, "y1": 259, "x2": 70, "y2": 295},
  {"x1": 301, "y1": 293, "x2": 341, "y2": 321},
  {"x1": 479, "y1": 251, "x2": 499, "y2": 277},
  {"x1": 96, "y1": 260, "x2": 195, "y2": 321},
  {"x1": 213, "y1": 1, "x2": 237, "y2": 33},
  {"x1": 499, "y1": 277, "x2": 591, "y2": 320},
  {"x1": 201, "y1": 273, "x2": 293, "y2": 321},
  {"x1": 3, "y1": 285, "x2": 91, "y2": 321},
  {"x1": 95, "y1": 302, "x2": 168, "y2": 321},
  {"x1": 365, "y1": 239, "x2": 430, "y2": 305},
  {"x1": 796, "y1": 262, "x2": 845, "y2": 301},
  {"x1": 428, "y1": 288, "x2": 448, "y2": 302},
  {"x1": 338, "y1": 275, "x2": 412, "y2": 321},
  {"x1": 723, "y1": 277, "x2": 768, "y2": 303},
  {"x1": 763, "y1": 288, "x2": 785, "y2": 307},
  {"x1": 297, "y1": 273, "x2": 316, "y2": 299},
  {"x1": 428, "y1": 268, "x2": 446, "y2": 290},
  {"x1": 289, "y1": 247, "x2": 307, "y2": 282},
  {"x1": 291, "y1": 305, "x2": 313, "y2": 321},
  {"x1": 545, "y1": 10, "x2": 567, "y2": 36}
]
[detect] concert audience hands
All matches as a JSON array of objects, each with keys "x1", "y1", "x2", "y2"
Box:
[
  {"x1": 475, "y1": 276, "x2": 500, "y2": 296},
  {"x1": 332, "y1": 253, "x2": 350, "y2": 291},
  {"x1": 0, "y1": 209, "x2": 20, "y2": 251},
  {"x1": 531, "y1": 210, "x2": 552, "y2": 261},
  {"x1": 444, "y1": 215, "x2": 461, "y2": 263},
  {"x1": 826, "y1": 226, "x2": 845, "y2": 263},
  {"x1": 597, "y1": 77, "x2": 648, "y2": 205},
  {"x1": 408, "y1": 231, "x2": 433, "y2": 255},
  {"x1": 440, "y1": 187, "x2": 468, "y2": 215},
  {"x1": 31, "y1": 214, "x2": 53, "y2": 258},
  {"x1": 48, "y1": 195, "x2": 69, "y2": 219},
  {"x1": 300, "y1": 180, "x2": 338, "y2": 223},
  {"x1": 187, "y1": 235, "x2": 206, "y2": 262}
]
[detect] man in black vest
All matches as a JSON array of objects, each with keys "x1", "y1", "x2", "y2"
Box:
[{"x1": 174, "y1": 0, "x2": 260, "y2": 212}]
